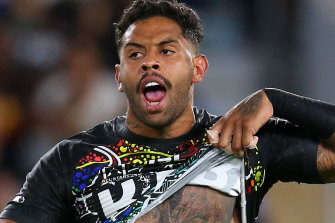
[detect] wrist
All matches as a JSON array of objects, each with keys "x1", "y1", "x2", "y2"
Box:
[
  {"x1": 263, "y1": 88, "x2": 292, "y2": 118},
  {"x1": 260, "y1": 90, "x2": 274, "y2": 118}
]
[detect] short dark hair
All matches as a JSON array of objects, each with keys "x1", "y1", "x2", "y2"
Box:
[{"x1": 114, "y1": 0, "x2": 204, "y2": 54}]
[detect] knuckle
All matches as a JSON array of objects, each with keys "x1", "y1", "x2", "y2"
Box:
[
  {"x1": 237, "y1": 151, "x2": 244, "y2": 157},
  {"x1": 217, "y1": 141, "x2": 229, "y2": 149},
  {"x1": 242, "y1": 120, "x2": 252, "y2": 129},
  {"x1": 231, "y1": 141, "x2": 240, "y2": 150},
  {"x1": 241, "y1": 137, "x2": 251, "y2": 147}
]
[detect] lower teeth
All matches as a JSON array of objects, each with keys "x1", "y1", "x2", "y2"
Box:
[{"x1": 149, "y1": 102, "x2": 159, "y2": 105}]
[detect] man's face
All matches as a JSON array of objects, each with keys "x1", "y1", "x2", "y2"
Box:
[{"x1": 116, "y1": 16, "x2": 201, "y2": 129}]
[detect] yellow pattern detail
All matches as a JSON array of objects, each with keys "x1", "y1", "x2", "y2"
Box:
[
  {"x1": 120, "y1": 146, "x2": 127, "y2": 153},
  {"x1": 118, "y1": 151, "x2": 174, "y2": 158},
  {"x1": 133, "y1": 159, "x2": 143, "y2": 164},
  {"x1": 76, "y1": 160, "x2": 110, "y2": 169}
]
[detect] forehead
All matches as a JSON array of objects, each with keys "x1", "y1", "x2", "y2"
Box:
[{"x1": 122, "y1": 16, "x2": 186, "y2": 47}]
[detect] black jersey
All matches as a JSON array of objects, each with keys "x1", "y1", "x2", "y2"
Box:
[
  {"x1": 0, "y1": 108, "x2": 322, "y2": 223},
  {"x1": 244, "y1": 118, "x2": 322, "y2": 222}
]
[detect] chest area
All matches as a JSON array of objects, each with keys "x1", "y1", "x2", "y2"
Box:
[
  {"x1": 136, "y1": 185, "x2": 237, "y2": 223},
  {"x1": 70, "y1": 129, "x2": 241, "y2": 223},
  {"x1": 71, "y1": 136, "x2": 211, "y2": 222}
]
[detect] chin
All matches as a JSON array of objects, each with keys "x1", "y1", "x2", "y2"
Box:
[
  {"x1": 141, "y1": 114, "x2": 176, "y2": 129},
  {"x1": 143, "y1": 119, "x2": 170, "y2": 129}
]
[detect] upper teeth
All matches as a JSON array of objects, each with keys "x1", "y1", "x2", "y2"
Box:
[{"x1": 145, "y1": 82, "x2": 159, "y2": 88}]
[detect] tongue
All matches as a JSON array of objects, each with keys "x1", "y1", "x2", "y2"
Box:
[{"x1": 144, "y1": 89, "x2": 166, "y2": 102}]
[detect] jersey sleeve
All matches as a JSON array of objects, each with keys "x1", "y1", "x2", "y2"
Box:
[
  {"x1": 259, "y1": 118, "x2": 322, "y2": 184},
  {"x1": 0, "y1": 144, "x2": 73, "y2": 223},
  {"x1": 245, "y1": 118, "x2": 323, "y2": 222}
]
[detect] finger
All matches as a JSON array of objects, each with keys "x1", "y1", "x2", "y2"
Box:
[
  {"x1": 248, "y1": 136, "x2": 259, "y2": 149},
  {"x1": 210, "y1": 117, "x2": 224, "y2": 133},
  {"x1": 222, "y1": 143, "x2": 233, "y2": 155},
  {"x1": 207, "y1": 129, "x2": 220, "y2": 144},
  {"x1": 241, "y1": 123, "x2": 255, "y2": 147},
  {"x1": 208, "y1": 117, "x2": 225, "y2": 145},
  {"x1": 231, "y1": 121, "x2": 243, "y2": 157},
  {"x1": 234, "y1": 148, "x2": 244, "y2": 158},
  {"x1": 217, "y1": 120, "x2": 234, "y2": 149}
]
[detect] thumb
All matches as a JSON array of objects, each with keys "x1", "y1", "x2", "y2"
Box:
[
  {"x1": 248, "y1": 135, "x2": 259, "y2": 149},
  {"x1": 207, "y1": 118, "x2": 224, "y2": 145}
]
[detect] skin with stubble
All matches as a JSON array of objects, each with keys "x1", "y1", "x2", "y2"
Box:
[{"x1": 115, "y1": 16, "x2": 207, "y2": 139}]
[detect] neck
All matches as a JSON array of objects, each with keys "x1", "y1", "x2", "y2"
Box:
[{"x1": 126, "y1": 105, "x2": 196, "y2": 139}]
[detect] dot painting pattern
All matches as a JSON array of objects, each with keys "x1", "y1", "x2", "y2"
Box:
[
  {"x1": 71, "y1": 134, "x2": 211, "y2": 222},
  {"x1": 244, "y1": 146, "x2": 265, "y2": 193},
  {"x1": 72, "y1": 135, "x2": 209, "y2": 193}
]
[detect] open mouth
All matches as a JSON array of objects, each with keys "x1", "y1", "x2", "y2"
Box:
[{"x1": 141, "y1": 81, "x2": 167, "y2": 110}]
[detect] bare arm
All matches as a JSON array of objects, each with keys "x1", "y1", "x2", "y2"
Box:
[
  {"x1": 209, "y1": 88, "x2": 335, "y2": 183},
  {"x1": 317, "y1": 133, "x2": 335, "y2": 182},
  {"x1": 209, "y1": 90, "x2": 273, "y2": 157}
]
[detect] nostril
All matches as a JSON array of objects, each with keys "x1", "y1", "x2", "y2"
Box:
[
  {"x1": 152, "y1": 64, "x2": 159, "y2": 69},
  {"x1": 142, "y1": 65, "x2": 148, "y2": 71}
]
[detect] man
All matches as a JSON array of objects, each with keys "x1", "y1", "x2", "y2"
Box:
[{"x1": 1, "y1": 0, "x2": 335, "y2": 222}]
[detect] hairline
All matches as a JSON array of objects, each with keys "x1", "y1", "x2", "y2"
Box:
[{"x1": 117, "y1": 15, "x2": 200, "y2": 56}]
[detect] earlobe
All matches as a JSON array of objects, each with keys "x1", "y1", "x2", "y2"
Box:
[
  {"x1": 192, "y1": 55, "x2": 209, "y2": 84},
  {"x1": 115, "y1": 64, "x2": 124, "y2": 92}
]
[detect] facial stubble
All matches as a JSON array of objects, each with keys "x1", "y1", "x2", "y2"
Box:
[{"x1": 124, "y1": 70, "x2": 193, "y2": 130}]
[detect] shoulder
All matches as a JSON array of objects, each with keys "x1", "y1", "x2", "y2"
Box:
[
  {"x1": 64, "y1": 115, "x2": 126, "y2": 144},
  {"x1": 46, "y1": 115, "x2": 126, "y2": 160},
  {"x1": 193, "y1": 107, "x2": 221, "y2": 127}
]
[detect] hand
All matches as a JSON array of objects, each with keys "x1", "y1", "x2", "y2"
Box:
[{"x1": 208, "y1": 90, "x2": 273, "y2": 157}]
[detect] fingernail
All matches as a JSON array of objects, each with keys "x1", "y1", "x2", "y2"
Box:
[
  {"x1": 238, "y1": 150, "x2": 244, "y2": 157},
  {"x1": 247, "y1": 136, "x2": 259, "y2": 149},
  {"x1": 223, "y1": 144, "x2": 233, "y2": 154}
]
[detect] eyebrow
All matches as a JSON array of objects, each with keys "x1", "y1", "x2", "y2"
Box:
[
  {"x1": 157, "y1": 39, "x2": 178, "y2": 46},
  {"x1": 124, "y1": 42, "x2": 145, "y2": 49},
  {"x1": 124, "y1": 39, "x2": 179, "y2": 49}
]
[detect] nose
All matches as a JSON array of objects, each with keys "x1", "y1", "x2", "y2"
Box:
[
  {"x1": 142, "y1": 63, "x2": 159, "y2": 71},
  {"x1": 141, "y1": 53, "x2": 160, "y2": 71}
]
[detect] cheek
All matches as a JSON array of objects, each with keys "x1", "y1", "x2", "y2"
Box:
[
  {"x1": 164, "y1": 58, "x2": 193, "y2": 77},
  {"x1": 121, "y1": 78, "x2": 136, "y2": 94},
  {"x1": 173, "y1": 72, "x2": 193, "y2": 94},
  {"x1": 119, "y1": 64, "x2": 137, "y2": 85},
  {"x1": 119, "y1": 77, "x2": 135, "y2": 95},
  {"x1": 167, "y1": 62, "x2": 193, "y2": 88},
  {"x1": 180, "y1": 57, "x2": 194, "y2": 77}
]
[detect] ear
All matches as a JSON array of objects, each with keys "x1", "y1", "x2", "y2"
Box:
[
  {"x1": 115, "y1": 64, "x2": 124, "y2": 92},
  {"x1": 192, "y1": 55, "x2": 209, "y2": 84}
]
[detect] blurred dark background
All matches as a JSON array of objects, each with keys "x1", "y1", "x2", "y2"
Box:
[{"x1": 0, "y1": 0, "x2": 334, "y2": 222}]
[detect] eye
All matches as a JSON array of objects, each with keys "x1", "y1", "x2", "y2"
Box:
[
  {"x1": 161, "y1": 49, "x2": 174, "y2": 55},
  {"x1": 129, "y1": 52, "x2": 143, "y2": 59}
]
